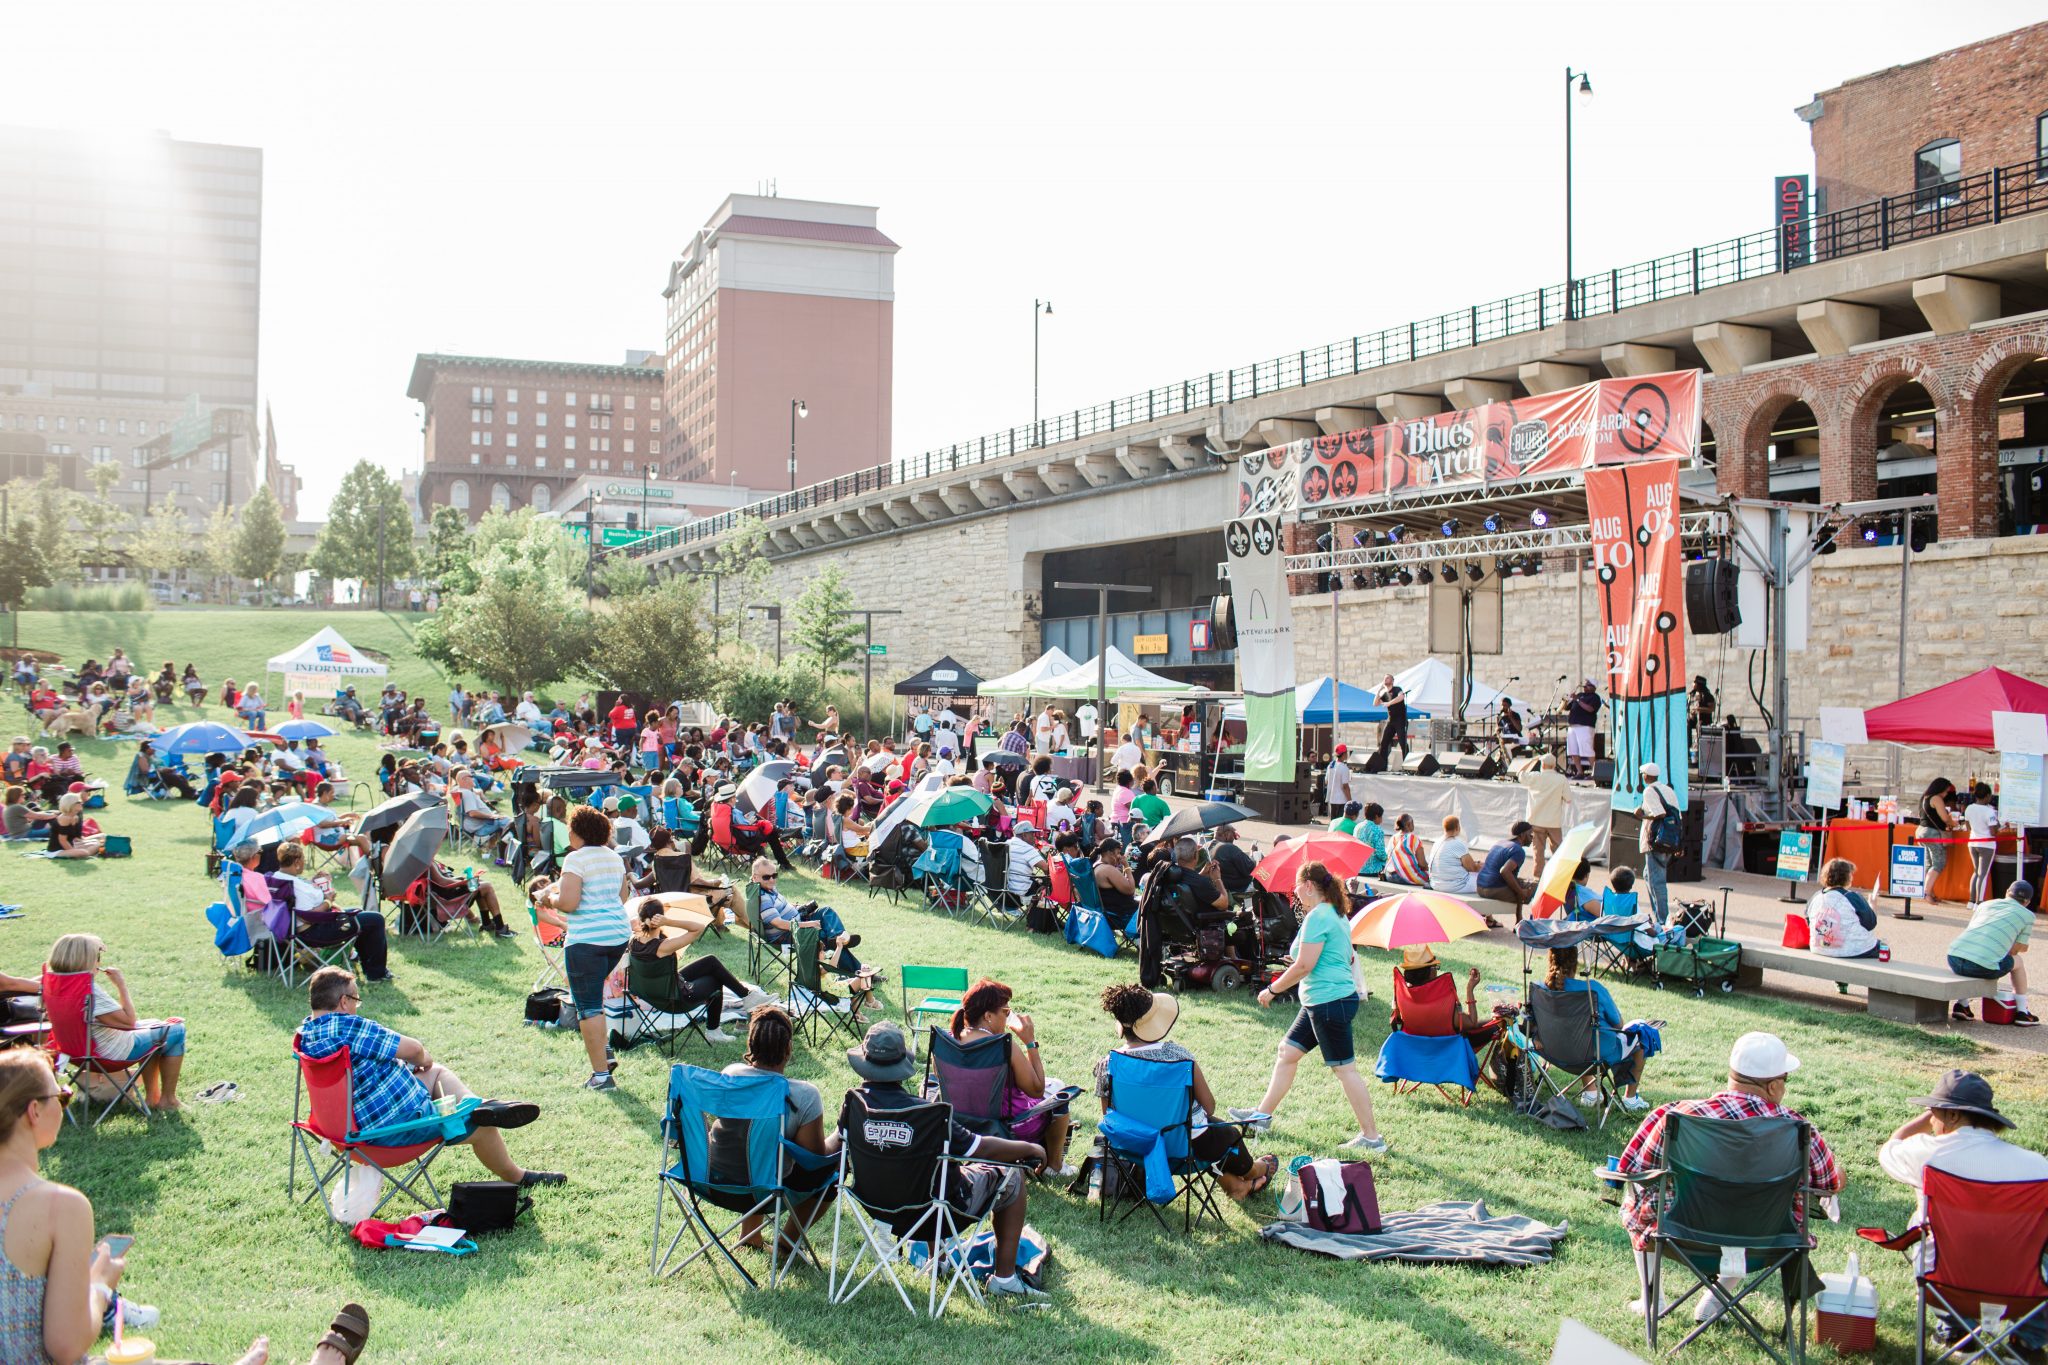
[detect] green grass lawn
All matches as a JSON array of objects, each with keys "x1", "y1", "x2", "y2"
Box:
[{"x1": 4, "y1": 608, "x2": 2043, "y2": 1363}]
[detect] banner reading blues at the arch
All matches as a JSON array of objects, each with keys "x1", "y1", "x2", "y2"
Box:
[
  {"x1": 1225, "y1": 515, "x2": 1297, "y2": 784},
  {"x1": 1586, "y1": 458, "x2": 1688, "y2": 814}
]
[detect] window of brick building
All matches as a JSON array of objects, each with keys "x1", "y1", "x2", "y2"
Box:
[
  {"x1": 2038, "y1": 114, "x2": 2047, "y2": 182},
  {"x1": 1915, "y1": 138, "x2": 1961, "y2": 209}
]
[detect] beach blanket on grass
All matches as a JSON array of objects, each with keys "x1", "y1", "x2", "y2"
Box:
[{"x1": 1259, "y1": 1199, "x2": 1566, "y2": 1266}]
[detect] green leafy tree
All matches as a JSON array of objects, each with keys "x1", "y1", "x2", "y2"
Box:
[
  {"x1": 715, "y1": 659, "x2": 827, "y2": 729},
  {"x1": 199, "y1": 504, "x2": 239, "y2": 604},
  {"x1": 428, "y1": 514, "x2": 592, "y2": 693},
  {"x1": 126, "y1": 496, "x2": 192, "y2": 584},
  {"x1": 14, "y1": 472, "x2": 78, "y2": 584},
  {"x1": 425, "y1": 505, "x2": 472, "y2": 592},
  {"x1": 588, "y1": 576, "x2": 715, "y2": 701},
  {"x1": 0, "y1": 520, "x2": 50, "y2": 618},
  {"x1": 310, "y1": 461, "x2": 416, "y2": 604},
  {"x1": 789, "y1": 564, "x2": 862, "y2": 682},
  {"x1": 596, "y1": 553, "x2": 654, "y2": 601},
  {"x1": 231, "y1": 485, "x2": 287, "y2": 596},
  {"x1": 701, "y1": 516, "x2": 772, "y2": 641},
  {"x1": 72, "y1": 464, "x2": 132, "y2": 570}
]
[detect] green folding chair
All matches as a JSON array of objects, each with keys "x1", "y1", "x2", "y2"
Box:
[{"x1": 900, "y1": 965, "x2": 968, "y2": 1054}]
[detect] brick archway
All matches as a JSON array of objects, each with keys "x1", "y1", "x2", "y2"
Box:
[
  {"x1": 1721, "y1": 382, "x2": 1827, "y2": 500},
  {"x1": 1835, "y1": 355, "x2": 1947, "y2": 506},
  {"x1": 1943, "y1": 329, "x2": 2048, "y2": 538}
]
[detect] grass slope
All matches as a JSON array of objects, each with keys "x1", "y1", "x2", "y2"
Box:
[{"x1": 3, "y1": 609, "x2": 2042, "y2": 1363}]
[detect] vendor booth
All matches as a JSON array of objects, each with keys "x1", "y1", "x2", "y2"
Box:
[
  {"x1": 979, "y1": 648, "x2": 1082, "y2": 698},
  {"x1": 893, "y1": 655, "x2": 981, "y2": 699},
  {"x1": 266, "y1": 627, "x2": 388, "y2": 703}
]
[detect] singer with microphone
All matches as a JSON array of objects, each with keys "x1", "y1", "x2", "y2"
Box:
[
  {"x1": 1370, "y1": 675, "x2": 1409, "y2": 771},
  {"x1": 1564, "y1": 679, "x2": 1602, "y2": 780}
]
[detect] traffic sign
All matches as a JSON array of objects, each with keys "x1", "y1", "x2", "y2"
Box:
[{"x1": 867, "y1": 644, "x2": 888, "y2": 656}]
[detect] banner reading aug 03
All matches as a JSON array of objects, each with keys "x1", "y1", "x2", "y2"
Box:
[{"x1": 1585, "y1": 458, "x2": 1688, "y2": 814}]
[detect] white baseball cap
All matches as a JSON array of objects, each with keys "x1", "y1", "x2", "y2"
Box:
[
  {"x1": 1728, "y1": 1031, "x2": 1800, "y2": 1079},
  {"x1": 1640, "y1": 762, "x2": 1661, "y2": 780}
]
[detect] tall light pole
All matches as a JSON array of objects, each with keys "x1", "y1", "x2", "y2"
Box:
[
  {"x1": 583, "y1": 495, "x2": 601, "y2": 602},
  {"x1": 788, "y1": 398, "x2": 807, "y2": 491},
  {"x1": 1053, "y1": 580, "x2": 1149, "y2": 790},
  {"x1": 1563, "y1": 67, "x2": 1592, "y2": 322},
  {"x1": 749, "y1": 602, "x2": 783, "y2": 664},
  {"x1": 835, "y1": 608, "x2": 902, "y2": 743},
  {"x1": 640, "y1": 464, "x2": 649, "y2": 534},
  {"x1": 1032, "y1": 299, "x2": 1052, "y2": 436}
]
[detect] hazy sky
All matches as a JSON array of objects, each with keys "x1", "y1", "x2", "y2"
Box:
[{"x1": 4, "y1": 0, "x2": 2038, "y2": 517}]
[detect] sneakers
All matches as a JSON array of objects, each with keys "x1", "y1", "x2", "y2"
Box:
[
  {"x1": 1579, "y1": 1087, "x2": 1603, "y2": 1109},
  {"x1": 117, "y1": 1300, "x2": 160, "y2": 1330},
  {"x1": 984, "y1": 1273, "x2": 1050, "y2": 1305},
  {"x1": 1227, "y1": 1108, "x2": 1273, "y2": 1132},
  {"x1": 1619, "y1": 1094, "x2": 1651, "y2": 1114},
  {"x1": 2018, "y1": 1011, "x2": 2042, "y2": 1028},
  {"x1": 1339, "y1": 1133, "x2": 1388, "y2": 1156},
  {"x1": 583, "y1": 1071, "x2": 617, "y2": 1091},
  {"x1": 700, "y1": 1028, "x2": 736, "y2": 1044},
  {"x1": 1952, "y1": 1002, "x2": 1976, "y2": 1021}
]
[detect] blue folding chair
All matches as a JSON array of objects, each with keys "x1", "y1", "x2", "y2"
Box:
[
  {"x1": 1098, "y1": 1051, "x2": 1240, "y2": 1233},
  {"x1": 1067, "y1": 854, "x2": 1138, "y2": 945},
  {"x1": 660, "y1": 795, "x2": 702, "y2": 841},
  {"x1": 911, "y1": 830, "x2": 973, "y2": 918},
  {"x1": 653, "y1": 1064, "x2": 839, "y2": 1291}
]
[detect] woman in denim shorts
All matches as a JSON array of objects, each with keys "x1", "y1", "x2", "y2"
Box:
[
  {"x1": 1227, "y1": 862, "x2": 1387, "y2": 1157},
  {"x1": 540, "y1": 805, "x2": 634, "y2": 1090}
]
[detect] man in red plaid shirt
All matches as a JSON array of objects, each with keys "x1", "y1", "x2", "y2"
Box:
[{"x1": 1617, "y1": 1032, "x2": 1842, "y2": 1318}]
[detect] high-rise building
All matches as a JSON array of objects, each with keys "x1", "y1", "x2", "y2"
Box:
[
  {"x1": 0, "y1": 125, "x2": 264, "y2": 521},
  {"x1": 407, "y1": 352, "x2": 666, "y2": 522},
  {"x1": 660, "y1": 195, "x2": 896, "y2": 490}
]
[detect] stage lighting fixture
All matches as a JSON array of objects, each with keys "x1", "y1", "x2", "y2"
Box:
[
  {"x1": 1350, "y1": 570, "x2": 1371, "y2": 589},
  {"x1": 1386, "y1": 526, "x2": 1404, "y2": 543},
  {"x1": 1397, "y1": 567, "x2": 1414, "y2": 586},
  {"x1": 1350, "y1": 529, "x2": 1370, "y2": 547},
  {"x1": 1530, "y1": 508, "x2": 1551, "y2": 528},
  {"x1": 1860, "y1": 522, "x2": 1879, "y2": 543},
  {"x1": 1496, "y1": 555, "x2": 1515, "y2": 577},
  {"x1": 1466, "y1": 560, "x2": 1485, "y2": 582},
  {"x1": 1417, "y1": 566, "x2": 1435, "y2": 585},
  {"x1": 1316, "y1": 531, "x2": 1335, "y2": 552},
  {"x1": 1483, "y1": 514, "x2": 1502, "y2": 533},
  {"x1": 1440, "y1": 519, "x2": 1459, "y2": 537},
  {"x1": 1909, "y1": 519, "x2": 1931, "y2": 553}
]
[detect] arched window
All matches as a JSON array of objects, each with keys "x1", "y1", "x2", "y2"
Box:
[
  {"x1": 1915, "y1": 138, "x2": 1961, "y2": 210},
  {"x1": 531, "y1": 484, "x2": 552, "y2": 512},
  {"x1": 447, "y1": 479, "x2": 470, "y2": 511},
  {"x1": 490, "y1": 482, "x2": 511, "y2": 510}
]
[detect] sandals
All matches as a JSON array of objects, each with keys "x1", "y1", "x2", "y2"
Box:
[
  {"x1": 1244, "y1": 1153, "x2": 1280, "y2": 1199},
  {"x1": 318, "y1": 1302, "x2": 369, "y2": 1365}
]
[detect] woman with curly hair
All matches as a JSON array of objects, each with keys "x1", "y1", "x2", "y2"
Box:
[
  {"x1": 1096, "y1": 983, "x2": 1277, "y2": 1198},
  {"x1": 947, "y1": 979, "x2": 1075, "y2": 1178},
  {"x1": 1229, "y1": 861, "x2": 1387, "y2": 1156}
]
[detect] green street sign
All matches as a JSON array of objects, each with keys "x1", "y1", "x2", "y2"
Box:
[
  {"x1": 600, "y1": 527, "x2": 645, "y2": 547},
  {"x1": 867, "y1": 644, "x2": 888, "y2": 656}
]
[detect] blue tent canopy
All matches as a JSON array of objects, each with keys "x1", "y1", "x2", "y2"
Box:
[{"x1": 1222, "y1": 675, "x2": 1432, "y2": 726}]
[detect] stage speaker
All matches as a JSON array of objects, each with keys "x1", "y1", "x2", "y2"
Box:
[
  {"x1": 1608, "y1": 805, "x2": 1705, "y2": 883},
  {"x1": 1360, "y1": 749, "x2": 1389, "y2": 775},
  {"x1": 1508, "y1": 755, "x2": 1542, "y2": 777},
  {"x1": 1208, "y1": 595, "x2": 1236, "y2": 651},
  {"x1": 1454, "y1": 753, "x2": 1499, "y2": 780},
  {"x1": 1684, "y1": 558, "x2": 1741, "y2": 635},
  {"x1": 1402, "y1": 752, "x2": 1440, "y2": 777},
  {"x1": 1591, "y1": 757, "x2": 1615, "y2": 788}
]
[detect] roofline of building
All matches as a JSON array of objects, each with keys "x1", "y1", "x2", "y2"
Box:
[
  {"x1": 405, "y1": 352, "x2": 662, "y2": 402},
  {"x1": 1811, "y1": 18, "x2": 2048, "y2": 100}
]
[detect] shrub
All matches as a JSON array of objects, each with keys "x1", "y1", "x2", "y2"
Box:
[
  {"x1": 26, "y1": 582, "x2": 154, "y2": 612},
  {"x1": 714, "y1": 659, "x2": 829, "y2": 727}
]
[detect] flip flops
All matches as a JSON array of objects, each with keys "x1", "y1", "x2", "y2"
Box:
[
  {"x1": 1244, "y1": 1153, "x2": 1281, "y2": 1199},
  {"x1": 197, "y1": 1081, "x2": 242, "y2": 1105},
  {"x1": 318, "y1": 1303, "x2": 369, "y2": 1364}
]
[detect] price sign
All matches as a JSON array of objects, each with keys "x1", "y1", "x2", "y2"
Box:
[
  {"x1": 1889, "y1": 843, "x2": 1928, "y2": 899},
  {"x1": 1775, "y1": 829, "x2": 1814, "y2": 883}
]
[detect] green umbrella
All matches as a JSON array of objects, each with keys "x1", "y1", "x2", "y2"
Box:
[{"x1": 909, "y1": 787, "x2": 995, "y2": 828}]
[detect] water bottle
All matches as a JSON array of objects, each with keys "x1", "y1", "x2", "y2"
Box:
[{"x1": 464, "y1": 866, "x2": 476, "y2": 890}]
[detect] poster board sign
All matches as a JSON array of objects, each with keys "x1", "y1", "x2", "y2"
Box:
[
  {"x1": 1889, "y1": 843, "x2": 1928, "y2": 900},
  {"x1": 1225, "y1": 516, "x2": 1297, "y2": 783},
  {"x1": 1806, "y1": 741, "x2": 1847, "y2": 810},
  {"x1": 2000, "y1": 751, "x2": 2047, "y2": 827},
  {"x1": 1776, "y1": 829, "x2": 1814, "y2": 882}
]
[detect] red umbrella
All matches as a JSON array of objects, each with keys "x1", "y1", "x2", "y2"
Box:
[{"x1": 1252, "y1": 832, "x2": 1373, "y2": 892}]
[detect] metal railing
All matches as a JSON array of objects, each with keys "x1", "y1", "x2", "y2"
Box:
[{"x1": 606, "y1": 154, "x2": 2048, "y2": 563}]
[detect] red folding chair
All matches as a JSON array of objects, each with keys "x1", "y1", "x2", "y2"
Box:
[
  {"x1": 286, "y1": 1034, "x2": 451, "y2": 1220},
  {"x1": 39, "y1": 970, "x2": 164, "y2": 1127},
  {"x1": 709, "y1": 802, "x2": 748, "y2": 870},
  {"x1": 1380, "y1": 969, "x2": 1479, "y2": 1107},
  {"x1": 1860, "y1": 1167, "x2": 2048, "y2": 1364}
]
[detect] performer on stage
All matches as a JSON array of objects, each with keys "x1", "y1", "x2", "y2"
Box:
[
  {"x1": 1496, "y1": 696, "x2": 1523, "y2": 745},
  {"x1": 1564, "y1": 680, "x2": 1602, "y2": 780},
  {"x1": 1371, "y1": 675, "x2": 1410, "y2": 770}
]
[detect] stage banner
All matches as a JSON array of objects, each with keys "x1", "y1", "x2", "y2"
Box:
[
  {"x1": 1225, "y1": 515, "x2": 1297, "y2": 783},
  {"x1": 1585, "y1": 457, "x2": 1688, "y2": 814},
  {"x1": 1235, "y1": 369, "x2": 1702, "y2": 519}
]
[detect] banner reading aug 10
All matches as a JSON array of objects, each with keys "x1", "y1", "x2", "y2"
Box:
[{"x1": 1585, "y1": 457, "x2": 1687, "y2": 814}]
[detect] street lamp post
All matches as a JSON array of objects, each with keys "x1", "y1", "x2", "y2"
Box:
[
  {"x1": 1032, "y1": 299, "x2": 1052, "y2": 438},
  {"x1": 749, "y1": 603, "x2": 783, "y2": 664},
  {"x1": 583, "y1": 495, "x2": 600, "y2": 602},
  {"x1": 789, "y1": 398, "x2": 807, "y2": 491},
  {"x1": 835, "y1": 608, "x2": 903, "y2": 743},
  {"x1": 640, "y1": 465, "x2": 649, "y2": 533},
  {"x1": 1563, "y1": 67, "x2": 1593, "y2": 323},
  {"x1": 1052, "y1": 580, "x2": 1149, "y2": 790}
]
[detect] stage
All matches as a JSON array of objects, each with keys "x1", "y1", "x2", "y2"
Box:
[{"x1": 1347, "y1": 771, "x2": 1759, "y2": 869}]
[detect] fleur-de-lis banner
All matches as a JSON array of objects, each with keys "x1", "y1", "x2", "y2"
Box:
[{"x1": 1226, "y1": 515, "x2": 1296, "y2": 784}]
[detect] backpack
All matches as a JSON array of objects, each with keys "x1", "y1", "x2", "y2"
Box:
[
  {"x1": 524, "y1": 987, "x2": 573, "y2": 1028},
  {"x1": 1648, "y1": 794, "x2": 1684, "y2": 855}
]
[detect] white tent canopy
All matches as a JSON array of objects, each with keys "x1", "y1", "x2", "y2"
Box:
[
  {"x1": 1036, "y1": 647, "x2": 1197, "y2": 700},
  {"x1": 1391, "y1": 658, "x2": 1529, "y2": 720},
  {"x1": 267, "y1": 627, "x2": 388, "y2": 698},
  {"x1": 979, "y1": 647, "x2": 1083, "y2": 698}
]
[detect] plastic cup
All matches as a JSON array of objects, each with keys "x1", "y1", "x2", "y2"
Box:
[
  {"x1": 435, "y1": 1095, "x2": 460, "y2": 1116},
  {"x1": 106, "y1": 1337, "x2": 156, "y2": 1364}
]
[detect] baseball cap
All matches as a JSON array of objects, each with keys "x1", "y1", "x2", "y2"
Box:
[
  {"x1": 1334, "y1": 744, "x2": 1349, "y2": 756},
  {"x1": 1640, "y1": 762, "x2": 1661, "y2": 780},
  {"x1": 1014, "y1": 821, "x2": 1038, "y2": 837},
  {"x1": 1728, "y1": 1031, "x2": 1800, "y2": 1080}
]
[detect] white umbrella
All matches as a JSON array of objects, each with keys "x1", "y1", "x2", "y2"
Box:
[{"x1": 735, "y1": 759, "x2": 797, "y2": 814}]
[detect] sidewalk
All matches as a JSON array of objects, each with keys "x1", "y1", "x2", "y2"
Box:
[{"x1": 1152, "y1": 789, "x2": 2048, "y2": 1056}]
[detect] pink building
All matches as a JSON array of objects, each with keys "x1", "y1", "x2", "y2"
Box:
[{"x1": 660, "y1": 195, "x2": 897, "y2": 490}]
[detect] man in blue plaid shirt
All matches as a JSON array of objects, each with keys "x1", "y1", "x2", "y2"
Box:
[{"x1": 298, "y1": 967, "x2": 564, "y2": 1187}]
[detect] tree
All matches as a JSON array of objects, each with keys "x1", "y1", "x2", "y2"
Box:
[
  {"x1": 14, "y1": 473, "x2": 77, "y2": 584},
  {"x1": 71, "y1": 464, "x2": 132, "y2": 571},
  {"x1": 700, "y1": 515, "x2": 772, "y2": 642},
  {"x1": 127, "y1": 497, "x2": 192, "y2": 584},
  {"x1": 588, "y1": 576, "x2": 715, "y2": 702},
  {"x1": 426, "y1": 514, "x2": 592, "y2": 693},
  {"x1": 789, "y1": 563, "x2": 863, "y2": 682},
  {"x1": 231, "y1": 485, "x2": 287, "y2": 596},
  {"x1": 310, "y1": 461, "x2": 416, "y2": 604},
  {"x1": 596, "y1": 553, "x2": 654, "y2": 601},
  {"x1": 199, "y1": 504, "x2": 238, "y2": 604},
  {"x1": 0, "y1": 520, "x2": 50, "y2": 618},
  {"x1": 425, "y1": 505, "x2": 472, "y2": 591}
]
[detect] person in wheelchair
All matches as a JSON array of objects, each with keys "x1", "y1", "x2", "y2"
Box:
[{"x1": 1137, "y1": 837, "x2": 1233, "y2": 988}]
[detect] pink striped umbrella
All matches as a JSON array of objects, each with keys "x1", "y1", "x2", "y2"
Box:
[{"x1": 1348, "y1": 889, "x2": 1490, "y2": 949}]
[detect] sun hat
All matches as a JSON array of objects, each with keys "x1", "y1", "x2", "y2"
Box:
[
  {"x1": 1909, "y1": 1069, "x2": 2014, "y2": 1129},
  {"x1": 1130, "y1": 991, "x2": 1181, "y2": 1044},
  {"x1": 1400, "y1": 944, "x2": 1440, "y2": 970},
  {"x1": 846, "y1": 1020, "x2": 918, "y2": 1082},
  {"x1": 1728, "y1": 1031, "x2": 1800, "y2": 1079}
]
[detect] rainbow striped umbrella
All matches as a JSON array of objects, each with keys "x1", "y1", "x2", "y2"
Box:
[{"x1": 1348, "y1": 889, "x2": 1490, "y2": 949}]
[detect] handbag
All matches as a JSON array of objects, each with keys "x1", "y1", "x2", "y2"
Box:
[
  {"x1": 99, "y1": 835, "x2": 132, "y2": 857},
  {"x1": 1301, "y1": 1158, "x2": 1382, "y2": 1235},
  {"x1": 446, "y1": 1179, "x2": 532, "y2": 1233},
  {"x1": 524, "y1": 987, "x2": 572, "y2": 1027}
]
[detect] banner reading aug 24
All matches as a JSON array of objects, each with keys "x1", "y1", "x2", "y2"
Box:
[
  {"x1": 1585, "y1": 457, "x2": 1687, "y2": 814},
  {"x1": 1225, "y1": 516, "x2": 1297, "y2": 784}
]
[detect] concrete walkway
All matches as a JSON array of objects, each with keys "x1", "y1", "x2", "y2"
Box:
[{"x1": 1151, "y1": 789, "x2": 2047, "y2": 1056}]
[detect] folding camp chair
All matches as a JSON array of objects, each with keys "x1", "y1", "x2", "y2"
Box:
[
  {"x1": 925, "y1": 1027, "x2": 1074, "y2": 1141},
  {"x1": 1098, "y1": 1050, "x2": 1240, "y2": 1234},
  {"x1": 1859, "y1": 1169, "x2": 2048, "y2": 1365},
  {"x1": 742, "y1": 882, "x2": 794, "y2": 998},
  {"x1": 1067, "y1": 854, "x2": 1137, "y2": 947},
  {"x1": 398, "y1": 867, "x2": 479, "y2": 945},
  {"x1": 286, "y1": 1035, "x2": 468, "y2": 1220},
  {"x1": 282, "y1": 899, "x2": 362, "y2": 991},
  {"x1": 526, "y1": 898, "x2": 566, "y2": 991},
  {"x1": 660, "y1": 796, "x2": 703, "y2": 843},
  {"x1": 901, "y1": 965, "x2": 968, "y2": 1050},
  {"x1": 1041, "y1": 856, "x2": 1077, "y2": 935},
  {"x1": 40, "y1": 970, "x2": 165, "y2": 1127},
  {"x1": 828, "y1": 1091, "x2": 1022, "y2": 1317},
  {"x1": 226, "y1": 865, "x2": 293, "y2": 985},
  {"x1": 622, "y1": 949, "x2": 714, "y2": 1059},
  {"x1": 1374, "y1": 969, "x2": 1480, "y2": 1106},
  {"x1": 653, "y1": 1063, "x2": 839, "y2": 1290},
  {"x1": 709, "y1": 803, "x2": 750, "y2": 872},
  {"x1": 787, "y1": 923, "x2": 870, "y2": 1048},
  {"x1": 1616, "y1": 1113, "x2": 1815, "y2": 1362},
  {"x1": 1525, "y1": 984, "x2": 1620, "y2": 1130},
  {"x1": 912, "y1": 831, "x2": 973, "y2": 918},
  {"x1": 967, "y1": 839, "x2": 1023, "y2": 929}
]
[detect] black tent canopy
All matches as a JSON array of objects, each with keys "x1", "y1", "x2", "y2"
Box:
[{"x1": 893, "y1": 655, "x2": 982, "y2": 697}]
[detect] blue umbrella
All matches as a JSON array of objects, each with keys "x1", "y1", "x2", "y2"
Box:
[
  {"x1": 242, "y1": 801, "x2": 326, "y2": 842},
  {"x1": 273, "y1": 719, "x2": 337, "y2": 741},
  {"x1": 155, "y1": 721, "x2": 253, "y2": 757}
]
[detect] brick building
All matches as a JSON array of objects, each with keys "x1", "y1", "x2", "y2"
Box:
[
  {"x1": 406, "y1": 352, "x2": 665, "y2": 522},
  {"x1": 1801, "y1": 22, "x2": 2048, "y2": 213}
]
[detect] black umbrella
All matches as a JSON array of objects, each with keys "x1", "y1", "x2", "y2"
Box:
[
  {"x1": 806, "y1": 747, "x2": 849, "y2": 784},
  {"x1": 1145, "y1": 799, "x2": 1258, "y2": 845},
  {"x1": 981, "y1": 750, "x2": 1029, "y2": 770},
  {"x1": 356, "y1": 790, "x2": 437, "y2": 839},
  {"x1": 380, "y1": 806, "x2": 450, "y2": 895}
]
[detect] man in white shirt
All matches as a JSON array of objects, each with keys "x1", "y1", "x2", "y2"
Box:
[
  {"x1": 610, "y1": 794, "x2": 651, "y2": 856},
  {"x1": 1637, "y1": 762, "x2": 1680, "y2": 926},
  {"x1": 1005, "y1": 822, "x2": 1046, "y2": 897},
  {"x1": 452, "y1": 770, "x2": 509, "y2": 843},
  {"x1": 1880, "y1": 1070, "x2": 2048, "y2": 1295},
  {"x1": 515, "y1": 692, "x2": 543, "y2": 728},
  {"x1": 1111, "y1": 735, "x2": 1143, "y2": 777},
  {"x1": 1323, "y1": 745, "x2": 1353, "y2": 819},
  {"x1": 934, "y1": 710, "x2": 960, "y2": 758},
  {"x1": 1518, "y1": 753, "x2": 1569, "y2": 878},
  {"x1": 1033, "y1": 705, "x2": 1055, "y2": 754}
]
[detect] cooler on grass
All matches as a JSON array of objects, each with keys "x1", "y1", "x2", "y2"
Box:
[{"x1": 1814, "y1": 1253, "x2": 1878, "y2": 1354}]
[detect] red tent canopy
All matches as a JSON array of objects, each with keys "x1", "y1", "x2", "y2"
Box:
[{"x1": 1863, "y1": 667, "x2": 2048, "y2": 750}]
